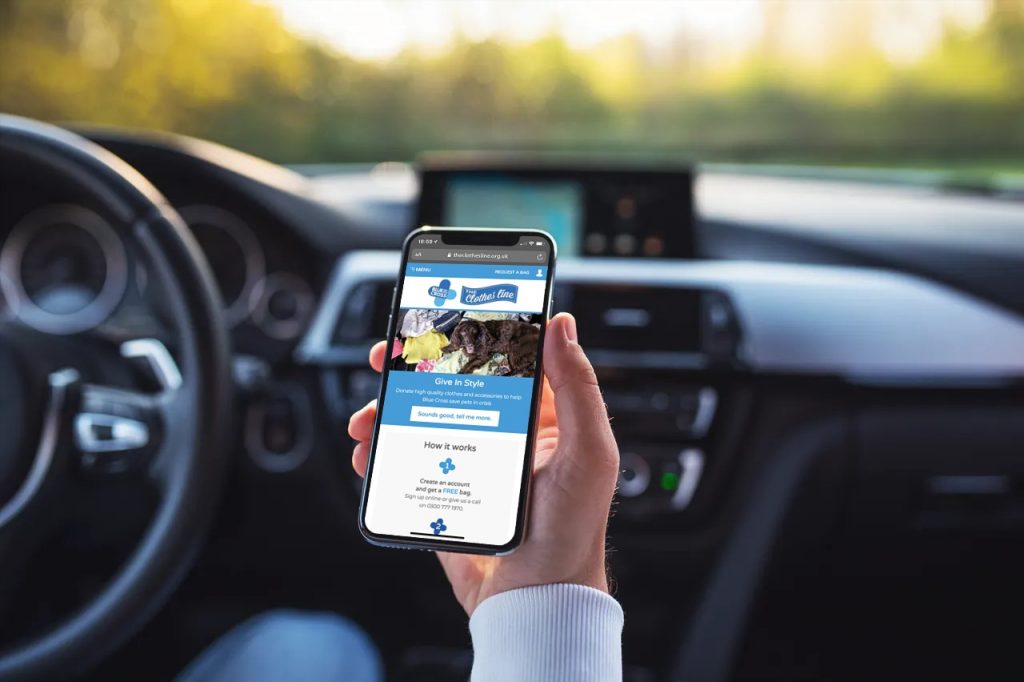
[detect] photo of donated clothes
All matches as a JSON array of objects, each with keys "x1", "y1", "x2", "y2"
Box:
[
  {"x1": 364, "y1": 260, "x2": 549, "y2": 546},
  {"x1": 391, "y1": 309, "x2": 543, "y2": 377}
]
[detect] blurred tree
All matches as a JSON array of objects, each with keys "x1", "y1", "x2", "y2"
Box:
[
  {"x1": 0, "y1": 0, "x2": 1022, "y2": 168},
  {"x1": 987, "y1": 0, "x2": 1024, "y2": 102}
]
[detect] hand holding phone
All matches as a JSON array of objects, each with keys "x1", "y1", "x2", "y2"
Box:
[{"x1": 349, "y1": 312, "x2": 620, "y2": 614}]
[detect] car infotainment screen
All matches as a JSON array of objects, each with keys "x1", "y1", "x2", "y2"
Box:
[
  {"x1": 416, "y1": 156, "x2": 695, "y2": 259},
  {"x1": 444, "y1": 176, "x2": 582, "y2": 256}
]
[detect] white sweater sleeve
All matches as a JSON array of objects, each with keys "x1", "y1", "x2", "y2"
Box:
[{"x1": 469, "y1": 583, "x2": 624, "y2": 682}]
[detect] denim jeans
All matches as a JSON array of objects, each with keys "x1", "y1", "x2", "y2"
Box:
[{"x1": 177, "y1": 610, "x2": 383, "y2": 682}]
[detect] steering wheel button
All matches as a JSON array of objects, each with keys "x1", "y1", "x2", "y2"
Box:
[{"x1": 74, "y1": 413, "x2": 149, "y2": 453}]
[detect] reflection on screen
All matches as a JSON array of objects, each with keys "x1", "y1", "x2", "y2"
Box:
[{"x1": 444, "y1": 176, "x2": 580, "y2": 256}]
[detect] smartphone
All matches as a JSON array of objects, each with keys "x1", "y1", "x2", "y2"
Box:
[{"x1": 359, "y1": 227, "x2": 556, "y2": 555}]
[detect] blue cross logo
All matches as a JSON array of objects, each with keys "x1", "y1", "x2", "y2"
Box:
[
  {"x1": 439, "y1": 457, "x2": 456, "y2": 475},
  {"x1": 428, "y1": 279, "x2": 457, "y2": 306},
  {"x1": 430, "y1": 518, "x2": 447, "y2": 535}
]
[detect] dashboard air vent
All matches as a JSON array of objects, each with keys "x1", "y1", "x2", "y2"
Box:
[
  {"x1": 332, "y1": 280, "x2": 393, "y2": 345},
  {"x1": 560, "y1": 283, "x2": 740, "y2": 360}
]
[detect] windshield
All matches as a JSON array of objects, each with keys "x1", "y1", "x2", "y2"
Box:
[{"x1": 1, "y1": 0, "x2": 1022, "y2": 188}]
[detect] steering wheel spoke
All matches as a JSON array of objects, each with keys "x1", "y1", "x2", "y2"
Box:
[
  {"x1": 0, "y1": 368, "x2": 79, "y2": 533},
  {"x1": 0, "y1": 369, "x2": 80, "y2": 621},
  {"x1": 73, "y1": 339, "x2": 185, "y2": 487}
]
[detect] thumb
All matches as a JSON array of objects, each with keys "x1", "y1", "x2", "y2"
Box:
[{"x1": 542, "y1": 313, "x2": 618, "y2": 480}]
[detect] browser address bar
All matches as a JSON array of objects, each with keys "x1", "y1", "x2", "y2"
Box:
[{"x1": 409, "y1": 248, "x2": 548, "y2": 264}]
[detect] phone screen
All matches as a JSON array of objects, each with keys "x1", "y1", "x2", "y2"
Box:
[{"x1": 360, "y1": 229, "x2": 555, "y2": 552}]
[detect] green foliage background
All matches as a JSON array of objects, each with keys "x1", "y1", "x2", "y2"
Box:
[{"x1": 2, "y1": 0, "x2": 1023, "y2": 168}]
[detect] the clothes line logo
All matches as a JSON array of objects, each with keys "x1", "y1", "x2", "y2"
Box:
[
  {"x1": 428, "y1": 279, "x2": 457, "y2": 306},
  {"x1": 461, "y1": 283, "x2": 518, "y2": 306}
]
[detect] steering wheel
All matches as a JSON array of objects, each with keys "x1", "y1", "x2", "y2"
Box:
[{"x1": 0, "y1": 116, "x2": 231, "y2": 678}]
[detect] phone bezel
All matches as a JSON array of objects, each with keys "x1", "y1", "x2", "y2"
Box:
[{"x1": 358, "y1": 226, "x2": 557, "y2": 555}]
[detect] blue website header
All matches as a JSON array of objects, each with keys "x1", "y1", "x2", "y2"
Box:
[{"x1": 406, "y1": 262, "x2": 548, "y2": 281}]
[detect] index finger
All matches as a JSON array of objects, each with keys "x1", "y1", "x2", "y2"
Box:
[{"x1": 369, "y1": 340, "x2": 387, "y2": 372}]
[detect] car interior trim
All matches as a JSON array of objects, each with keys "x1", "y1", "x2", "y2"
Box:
[
  {"x1": 300, "y1": 250, "x2": 1024, "y2": 381},
  {"x1": 243, "y1": 383, "x2": 315, "y2": 473},
  {"x1": 674, "y1": 417, "x2": 848, "y2": 682},
  {"x1": 670, "y1": 449, "x2": 706, "y2": 512}
]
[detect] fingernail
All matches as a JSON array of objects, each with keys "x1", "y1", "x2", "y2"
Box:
[{"x1": 563, "y1": 313, "x2": 578, "y2": 343}]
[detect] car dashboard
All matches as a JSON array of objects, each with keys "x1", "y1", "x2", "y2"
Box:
[{"x1": 3, "y1": 128, "x2": 1024, "y2": 681}]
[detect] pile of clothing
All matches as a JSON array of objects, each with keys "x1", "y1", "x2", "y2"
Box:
[
  {"x1": 394, "y1": 309, "x2": 460, "y2": 369},
  {"x1": 393, "y1": 310, "x2": 534, "y2": 376}
]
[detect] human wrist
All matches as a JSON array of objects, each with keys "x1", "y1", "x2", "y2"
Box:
[{"x1": 482, "y1": 563, "x2": 609, "y2": 608}]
